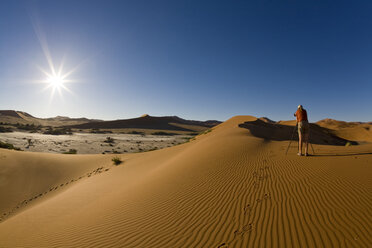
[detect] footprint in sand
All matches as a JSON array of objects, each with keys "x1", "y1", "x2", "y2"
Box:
[
  {"x1": 242, "y1": 223, "x2": 253, "y2": 232},
  {"x1": 233, "y1": 223, "x2": 253, "y2": 240},
  {"x1": 234, "y1": 230, "x2": 243, "y2": 236},
  {"x1": 264, "y1": 193, "x2": 271, "y2": 200},
  {"x1": 5, "y1": 164, "x2": 114, "y2": 222},
  {"x1": 244, "y1": 204, "x2": 251, "y2": 215}
]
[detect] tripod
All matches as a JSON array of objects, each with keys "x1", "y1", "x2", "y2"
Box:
[{"x1": 285, "y1": 123, "x2": 315, "y2": 155}]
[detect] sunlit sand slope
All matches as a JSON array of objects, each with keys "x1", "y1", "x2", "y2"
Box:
[
  {"x1": 0, "y1": 116, "x2": 371, "y2": 248},
  {"x1": 0, "y1": 152, "x2": 113, "y2": 218},
  {"x1": 317, "y1": 119, "x2": 372, "y2": 142}
]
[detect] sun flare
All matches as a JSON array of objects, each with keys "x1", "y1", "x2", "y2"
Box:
[
  {"x1": 47, "y1": 74, "x2": 65, "y2": 89},
  {"x1": 37, "y1": 58, "x2": 77, "y2": 99},
  {"x1": 32, "y1": 19, "x2": 81, "y2": 100}
]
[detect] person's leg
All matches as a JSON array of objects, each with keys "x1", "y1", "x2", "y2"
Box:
[
  {"x1": 298, "y1": 132, "x2": 303, "y2": 155},
  {"x1": 304, "y1": 133, "x2": 309, "y2": 155}
]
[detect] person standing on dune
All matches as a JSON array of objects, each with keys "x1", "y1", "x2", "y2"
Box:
[{"x1": 294, "y1": 105, "x2": 309, "y2": 156}]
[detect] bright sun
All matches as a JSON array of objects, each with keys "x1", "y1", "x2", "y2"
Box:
[
  {"x1": 47, "y1": 75, "x2": 65, "y2": 88},
  {"x1": 33, "y1": 22, "x2": 78, "y2": 100},
  {"x1": 38, "y1": 60, "x2": 76, "y2": 99}
]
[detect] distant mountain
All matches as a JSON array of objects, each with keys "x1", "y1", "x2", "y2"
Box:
[
  {"x1": 0, "y1": 110, "x2": 101, "y2": 127},
  {"x1": 0, "y1": 110, "x2": 24, "y2": 119},
  {"x1": 66, "y1": 115, "x2": 222, "y2": 132},
  {"x1": 45, "y1": 116, "x2": 102, "y2": 123},
  {"x1": 0, "y1": 111, "x2": 222, "y2": 132}
]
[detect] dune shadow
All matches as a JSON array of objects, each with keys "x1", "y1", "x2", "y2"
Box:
[
  {"x1": 310, "y1": 152, "x2": 372, "y2": 157},
  {"x1": 238, "y1": 119, "x2": 358, "y2": 146}
]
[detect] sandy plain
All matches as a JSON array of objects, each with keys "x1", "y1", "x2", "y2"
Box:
[{"x1": 0, "y1": 131, "x2": 193, "y2": 154}]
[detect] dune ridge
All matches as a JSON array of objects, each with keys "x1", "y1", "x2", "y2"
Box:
[
  {"x1": 0, "y1": 116, "x2": 371, "y2": 247},
  {"x1": 317, "y1": 119, "x2": 372, "y2": 143}
]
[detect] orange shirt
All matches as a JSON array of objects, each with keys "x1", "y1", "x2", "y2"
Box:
[{"x1": 295, "y1": 109, "x2": 308, "y2": 122}]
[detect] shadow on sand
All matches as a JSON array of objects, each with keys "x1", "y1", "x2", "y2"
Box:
[
  {"x1": 308, "y1": 152, "x2": 372, "y2": 157},
  {"x1": 238, "y1": 119, "x2": 358, "y2": 146}
]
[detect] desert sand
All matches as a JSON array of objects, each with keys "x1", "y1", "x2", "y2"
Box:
[{"x1": 0, "y1": 116, "x2": 371, "y2": 247}]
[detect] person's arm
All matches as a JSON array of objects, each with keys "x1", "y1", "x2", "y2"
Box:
[{"x1": 294, "y1": 110, "x2": 298, "y2": 123}]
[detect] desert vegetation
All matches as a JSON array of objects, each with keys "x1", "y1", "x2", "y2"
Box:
[
  {"x1": 90, "y1": 128, "x2": 112, "y2": 134},
  {"x1": 151, "y1": 131, "x2": 177, "y2": 136},
  {"x1": 104, "y1": 137, "x2": 115, "y2": 143},
  {"x1": 0, "y1": 126, "x2": 13, "y2": 133},
  {"x1": 0, "y1": 141, "x2": 21, "y2": 151},
  {"x1": 62, "y1": 149, "x2": 77, "y2": 154},
  {"x1": 111, "y1": 156, "x2": 122, "y2": 165},
  {"x1": 43, "y1": 127, "x2": 72, "y2": 135}
]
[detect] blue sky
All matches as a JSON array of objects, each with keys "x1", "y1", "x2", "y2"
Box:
[{"x1": 0, "y1": 0, "x2": 371, "y2": 122}]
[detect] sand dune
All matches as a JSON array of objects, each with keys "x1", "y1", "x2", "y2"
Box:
[
  {"x1": 317, "y1": 119, "x2": 372, "y2": 143},
  {"x1": 333, "y1": 126, "x2": 372, "y2": 143},
  {"x1": 67, "y1": 115, "x2": 220, "y2": 132},
  {"x1": 316, "y1": 118, "x2": 364, "y2": 130},
  {"x1": 0, "y1": 116, "x2": 371, "y2": 247},
  {"x1": 0, "y1": 110, "x2": 100, "y2": 127}
]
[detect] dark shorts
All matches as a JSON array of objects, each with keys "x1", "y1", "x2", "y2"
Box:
[{"x1": 298, "y1": 121, "x2": 309, "y2": 135}]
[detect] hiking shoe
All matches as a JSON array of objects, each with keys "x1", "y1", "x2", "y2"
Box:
[
  {"x1": 297, "y1": 153, "x2": 302, "y2": 156},
  {"x1": 305, "y1": 153, "x2": 309, "y2": 156}
]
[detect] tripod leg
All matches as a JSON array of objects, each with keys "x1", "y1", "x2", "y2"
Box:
[
  {"x1": 286, "y1": 139, "x2": 293, "y2": 155},
  {"x1": 308, "y1": 125, "x2": 315, "y2": 155},
  {"x1": 286, "y1": 124, "x2": 298, "y2": 155},
  {"x1": 310, "y1": 143, "x2": 315, "y2": 155}
]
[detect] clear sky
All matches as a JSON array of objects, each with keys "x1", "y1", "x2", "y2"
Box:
[{"x1": 0, "y1": 0, "x2": 371, "y2": 122}]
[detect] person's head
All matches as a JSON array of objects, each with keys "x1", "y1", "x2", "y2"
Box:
[{"x1": 298, "y1": 105, "x2": 303, "y2": 111}]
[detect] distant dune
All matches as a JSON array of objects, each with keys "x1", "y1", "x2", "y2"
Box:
[
  {"x1": 316, "y1": 118, "x2": 364, "y2": 129},
  {"x1": 0, "y1": 110, "x2": 101, "y2": 127},
  {"x1": 316, "y1": 118, "x2": 372, "y2": 143},
  {"x1": 0, "y1": 115, "x2": 371, "y2": 247},
  {"x1": 66, "y1": 115, "x2": 221, "y2": 132},
  {"x1": 0, "y1": 110, "x2": 221, "y2": 133}
]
